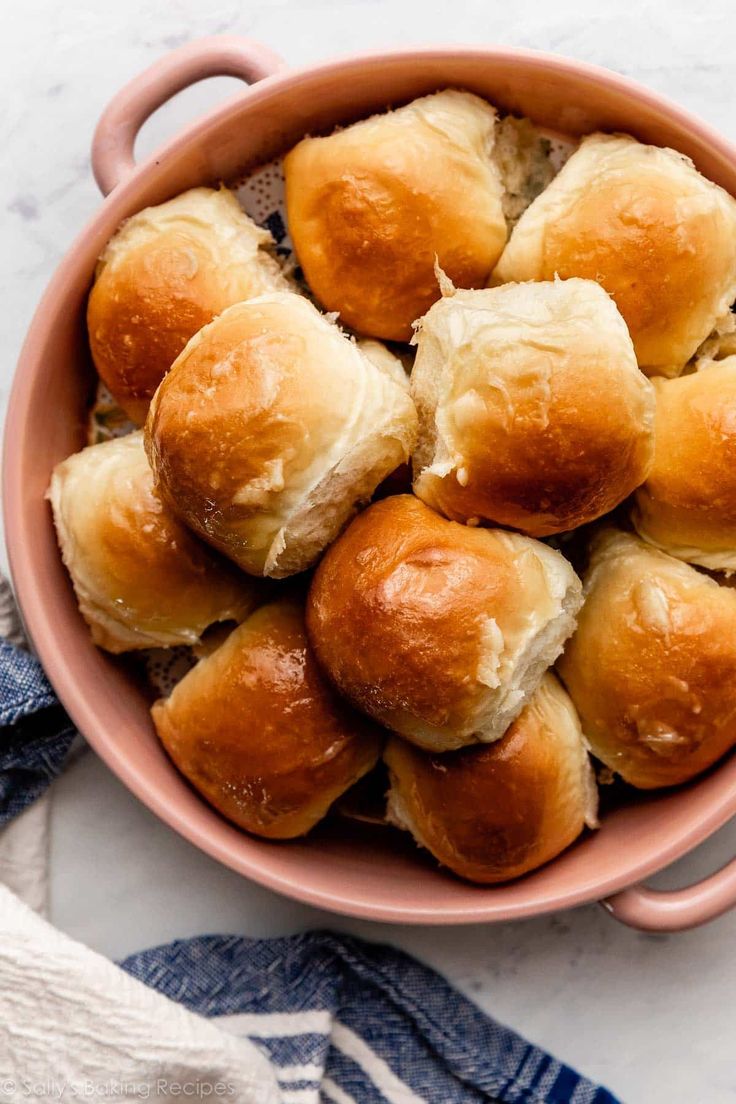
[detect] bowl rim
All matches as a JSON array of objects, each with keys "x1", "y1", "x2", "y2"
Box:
[{"x1": 6, "y1": 42, "x2": 736, "y2": 923}]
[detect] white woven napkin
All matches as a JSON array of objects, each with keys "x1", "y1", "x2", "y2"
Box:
[{"x1": 0, "y1": 884, "x2": 281, "y2": 1102}]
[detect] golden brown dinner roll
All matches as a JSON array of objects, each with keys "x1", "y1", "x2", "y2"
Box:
[
  {"x1": 385, "y1": 674, "x2": 598, "y2": 883},
  {"x1": 284, "y1": 90, "x2": 507, "y2": 341},
  {"x1": 145, "y1": 292, "x2": 417, "y2": 578},
  {"x1": 557, "y1": 530, "x2": 736, "y2": 788},
  {"x1": 48, "y1": 432, "x2": 259, "y2": 653},
  {"x1": 493, "y1": 133, "x2": 736, "y2": 376},
  {"x1": 87, "y1": 187, "x2": 291, "y2": 423},
  {"x1": 306, "y1": 495, "x2": 582, "y2": 752},
  {"x1": 411, "y1": 278, "x2": 655, "y2": 536},
  {"x1": 632, "y1": 358, "x2": 736, "y2": 570},
  {"x1": 152, "y1": 595, "x2": 383, "y2": 839}
]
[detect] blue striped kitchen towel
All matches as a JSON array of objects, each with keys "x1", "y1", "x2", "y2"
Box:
[
  {"x1": 0, "y1": 625, "x2": 619, "y2": 1104},
  {"x1": 122, "y1": 932, "x2": 618, "y2": 1104}
]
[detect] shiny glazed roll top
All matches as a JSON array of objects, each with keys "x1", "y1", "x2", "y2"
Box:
[
  {"x1": 144, "y1": 292, "x2": 418, "y2": 578},
  {"x1": 152, "y1": 595, "x2": 384, "y2": 839},
  {"x1": 385, "y1": 674, "x2": 598, "y2": 883},
  {"x1": 284, "y1": 90, "x2": 508, "y2": 341},
  {"x1": 306, "y1": 495, "x2": 582, "y2": 752}
]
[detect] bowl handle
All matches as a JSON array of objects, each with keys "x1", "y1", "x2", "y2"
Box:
[
  {"x1": 91, "y1": 35, "x2": 285, "y2": 196},
  {"x1": 601, "y1": 854, "x2": 736, "y2": 932}
]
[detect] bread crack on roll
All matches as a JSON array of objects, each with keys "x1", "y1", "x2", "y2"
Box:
[
  {"x1": 632, "y1": 357, "x2": 736, "y2": 571},
  {"x1": 356, "y1": 338, "x2": 411, "y2": 390},
  {"x1": 306, "y1": 495, "x2": 582, "y2": 752},
  {"x1": 284, "y1": 90, "x2": 508, "y2": 342},
  {"x1": 557, "y1": 529, "x2": 736, "y2": 788},
  {"x1": 411, "y1": 278, "x2": 655, "y2": 536},
  {"x1": 493, "y1": 133, "x2": 736, "y2": 377},
  {"x1": 48, "y1": 432, "x2": 261, "y2": 653},
  {"x1": 144, "y1": 292, "x2": 418, "y2": 578},
  {"x1": 151, "y1": 595, "x2": 383, "y2": 839},
  {"x1": 87, "y1": 187, "x2": 292, "y2": 423},
  {"x1": 692, "y1": 310, "x2": 736, "y2": 364},
  {"x1": 384, "y1": 674, "x2": 598, "y2": 883}
]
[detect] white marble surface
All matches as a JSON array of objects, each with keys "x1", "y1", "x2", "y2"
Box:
[{"x1": 4, "y1": 3, "x2": 736, "y2": 1102}]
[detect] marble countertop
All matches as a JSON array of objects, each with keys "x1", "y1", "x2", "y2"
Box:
[{"x1": 4, "y1": 3, "x2": 736, "y2": 1102}]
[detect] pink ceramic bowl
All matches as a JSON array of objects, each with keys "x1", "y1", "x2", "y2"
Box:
[{"x1": 6, "y1": 37, "x2": 736, "y2": 933}]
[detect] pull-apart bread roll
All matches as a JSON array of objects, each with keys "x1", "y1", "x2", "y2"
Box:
[
  {"x1": 557, "y1": 530, "x2": 736, "y2": 788},
  {"x1": 152, "y1": 596, "x2": 383, "y2": 839},
  {"x1": 48, "y1": 432, "x2": 259, "y2": 653},
  {"x1": 284, "y1": 90, "x2": 508, "y2": 342},
  {"x1": 385, "y1": 674, "x2": 598, "y2": 883},
  {"x1": 87, "y1": 187, "x2": 291, "y2": 423},
  {"x1": 493, "y1": 134, "x2": 736, "y2": 376},
  {"x1": 632, "y1": 358, "x2": 736, "y2": 570},
  {"x1": 145, "y1": 293, "x2": 417, "y2": 578},
  {"x1": 411, "y1": 278, "x2": 655, "y2": 536},
  {"x1": 307, "y1": 495, "x2": 582, "y2": 752},
  {"x1": 356, "y1": 339, "x2": 410, "y2": 389}
]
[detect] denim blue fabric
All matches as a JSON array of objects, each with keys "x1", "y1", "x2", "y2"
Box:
[
  {"x1": 122, "y1": 933, "x2": 620, "y2": 1104},
  {"x1": 0, "y1": 639, "x2": 75, "y2": 825}
]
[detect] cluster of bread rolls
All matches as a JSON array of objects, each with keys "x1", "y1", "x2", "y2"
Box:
[{"x1": 49, "y1": 86, "x2": 736, "y2": 885}]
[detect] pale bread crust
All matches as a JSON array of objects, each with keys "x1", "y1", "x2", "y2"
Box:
[
  {"x1": 633, "y1": 357, "x2": 736, "y2": 570},
  {"x1": 493, "y1": 133, "x2": 736, "y2": 376},
  {"x1": 411, "y1": 278, "x2": 655, "y2": 536},
  {"x1": 48, "y1": 432, "x2": 260, "y2": 652},
  {"x1": 558, "y1": 530, "x2": 736, "y2": 788},
  {"x1": 144, "y1": 293, "x2": 418, "y2": 578}
]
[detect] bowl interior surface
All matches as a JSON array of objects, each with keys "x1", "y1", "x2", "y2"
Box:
[{"x1": 6, "y1": 47, "x2": 736, "y2": 922}]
